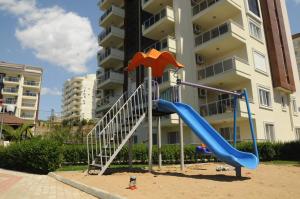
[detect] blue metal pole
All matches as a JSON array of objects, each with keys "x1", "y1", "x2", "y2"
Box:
[
  {"x1": 233, "y1": 95, "x2": 238, "y2": 148},
  {"x1": 243, "y1": 89, "x2": 259, "y2": 158}
]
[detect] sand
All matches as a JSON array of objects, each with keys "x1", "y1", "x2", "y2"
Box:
[{"x1": 57, "y1": 163, "x2": 300, "y2": 199}]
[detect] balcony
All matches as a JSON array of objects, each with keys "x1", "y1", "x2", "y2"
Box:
[
  {"x1": 22, "y1": 102, "x2": 36, "y2": 110},
  {"x1": 98, "y1": 26, "x2": 124, "y2": 48},
  {"x1": 98, "y1": 0, "x2": 123, "y2": 10},
  {"x1": 199, "y1": 98, "x2": 255, "y2": 124},
  {"x1": 160, "y1": 114, "x2": 179, "y2": 127},
  {"x1": 99, "y1": 5, "x2": 124, "y2": 28},
  {"x1": 192, "y1": 0, "x2": 242, "y2": 29},
  {"x1": 98, "y1": 70, "x2": 124, "y2": 89},
  {"x1": 20, "y1": 112, "x2": 35, "y2": 120},
  {"x1": 3, "y1": 77, "x2": 19, "y2": 84},
  {"x1": 142, "y1": 0, "x2": 173, "y2": 14},
  {"x1": 156, "y1": 70, "x2": 177, "y2": 92},
  {"x1": 194, "y1": 20, "x2": 245, "y2": 58},
  {"x1": 23, "y1": 80, "x2": 40, "y2": 88},
  {"x1": 144, "y1": 36, "x2": 176, "y2": 54},
  {"x1": 2, "y1": 88, "x2": 18, "y2": 95},
  {"x1": 96, "y1": 95, "x2": 121, "y2": 112},
  {"x1": 3, "y1": 99, "x2": 17, "y2": 105},
  {"x1": 23, "y1": 92, "x2": 37, "y2": 98},
  {"x1": 197, "y1": 57, "x2": 251, "y2": 86},
  {"x1": 142, "y1": 6, "x2": 175, "y2": 40},
  {"x1": 97, "y1": 48, "x2": 124, "y2": 69}
]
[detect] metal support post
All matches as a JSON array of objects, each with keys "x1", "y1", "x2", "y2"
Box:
[
  {"x1": 178, "y1": 85, "x2": 184, "y2": 171},
  {"x1": 148, "y1": 67, "x2": 153, "y2": 172}
]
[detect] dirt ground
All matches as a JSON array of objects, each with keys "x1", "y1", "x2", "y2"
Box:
[{"x1": 57, "y1": 163, "x2": 300, "y2": 199}]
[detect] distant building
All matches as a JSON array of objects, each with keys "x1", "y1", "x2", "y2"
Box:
[
  {"x1": 62, "y1": 74, "x2": 96, "y2": 121},
  {"x1": 292, "y1": 33, "x2": 300, "y2": 79},
  {"x1": 0, "y1": 61, "x2": 43, "y2": 124}
]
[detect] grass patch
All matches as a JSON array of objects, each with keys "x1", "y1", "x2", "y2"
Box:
[{"x1": 262, "y1": 160, "x2": 300, "y2": 166}]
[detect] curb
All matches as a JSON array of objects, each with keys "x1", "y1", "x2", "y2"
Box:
[{"x1": 49, "y1": 172, "x2": 126, "y2": 199}]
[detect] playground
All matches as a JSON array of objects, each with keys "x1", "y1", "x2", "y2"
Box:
[{"x1": 57, "y1": 162, "x2": 300, "y2": 199}]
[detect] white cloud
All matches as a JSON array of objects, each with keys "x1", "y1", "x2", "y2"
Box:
[
  {"x1": 0, "y1": 0, "x2": 98, "y2": 73},
  {"x1": 41, "y1": 87, "x2": 62, "y2": 96}
]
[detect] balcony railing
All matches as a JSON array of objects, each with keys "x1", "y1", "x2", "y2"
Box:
[
  {"x1": 200, "y1": 98, "x2": 234, "y2": 117},
  {"x1": 2, "y1": 88, "x2": 18, "y2": 93},
  {"x1": 144, "y1": 36, "x2": 176, "y2": 53},
  {"x1": 24, "y1": 81, "x2": 39, "y2": 86},
  {"x1": 23, "y1": 92, "x2": 37, "y2": 97},
  {"x1": 4, "y1": 77, "x2": 19, "y2": 82},
  {"x1": 195, "y1": 22, "x2": 229, "y2": 46},
  {"x1": 21, "y1": 113, "x2": 35, "y2": 119},
  {"x1": 143, "y1": 7, "x2": 173, "y2": 30},
  {"x1": 4, "y1": 99, "x2": 17, "y2": 104},
  {"x1": 98, "y1": 70, "x2": 123, "y2": 84},
  {"x1": 22, "y1": 102, "x2": 35, "y2": 107},
  {"x1": 197, "y1": 57, "x2": 248, "y2": 80},
  {"x1": 100, "y1": 6, "x2": 113, "y2": 22},
  {"x1": 192, "y1": 0, "x2": 221, "y2": 16}
]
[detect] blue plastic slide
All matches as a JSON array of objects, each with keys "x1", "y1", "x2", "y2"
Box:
[{"x1": 157, "y1": 99, "x2": 259, "y2": 169}]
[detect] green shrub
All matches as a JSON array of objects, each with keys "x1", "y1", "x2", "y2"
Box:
[
  {"x1": 0, "y1": 138, "x2": 63, "y2": 173},
  {"x1": 63, "y1": 144, "x2": 87, "y2": 164}
]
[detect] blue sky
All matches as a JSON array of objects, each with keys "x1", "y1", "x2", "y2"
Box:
[{"x1": 0, "y1": 0, "x2": 300, "y2": 120}]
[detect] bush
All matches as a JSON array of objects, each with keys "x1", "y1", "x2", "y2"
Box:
[
  {"x1": 0, "y1": 138, "x2": 63, "y2": 173},
  {"x1": 63, "y1": 144, "x2": 87, "y2": 164}
]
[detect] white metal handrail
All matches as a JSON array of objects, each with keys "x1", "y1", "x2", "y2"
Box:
[{"x1": 87, "y1": 84, "x2": 147, "y2": 175}]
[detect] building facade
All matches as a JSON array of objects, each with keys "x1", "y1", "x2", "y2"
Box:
[
  {"x1": 96, "y1": 0, "x2": 300, "y2": 143},
  {"x1": 0, "y1": 61, "x2": 43, "y2": 124},
  {"x1": 62, "y1": 74, "x2": 96, "y2": 121},
  {"x1": 292, "y1": 33, "x2": 300, "y2": 80}
]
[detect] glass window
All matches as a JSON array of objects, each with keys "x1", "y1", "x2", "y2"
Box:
[
  {"x1": 292, "y1": 99, "x2": 298, "y2": 113},
  {"x1": 248, "y1": 0, "x2": 260, "y2": 17},
  {"x1": 249, "y1": 22, "x2": 262, "y2": 40},
  {"x1": 167, "y1": 132, "x2": 178, "y2": 144},
  {"x1": 295, "y1": 128, "x2": 300, "y2": 140},
  {"x1": 265, "y1": 123, "x2": 275, "y2": 141},
  {"x1": 281, "y1": 95, "x2": 287, "y2": 110},
  {"x1": 259, "y1": 88, "x2": 272, "y2": 107},
  {"x1": 253, "y1": 51, "x2": 267, "y2": 72},
  {"x1": 219, "y1": 127, "x2": 241, "y2": 141}
]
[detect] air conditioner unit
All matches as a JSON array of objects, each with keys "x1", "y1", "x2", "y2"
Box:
[
  {"x1": 195, "y1": 54, "x2": 204, "y2": 65},
  {"x1": 193, "y1": 24, "x2": 202, "y2": 35},
  {"x1": 198, "y1": 88, "x2": 206, "y2": 98}
]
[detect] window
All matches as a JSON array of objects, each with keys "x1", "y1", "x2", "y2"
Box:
[
  {"x1": 253, "y1": 51, "x2": 267, "y2": 73},
  {"x1": 133, "y1": 135, "x2": 138, "y2": 144},
  {"x1": 295, "y1": 128, "x2": 300, "y2": 140},
  {"x1": 292, "y1": 98, "x2": 298, "y2": 114},
  {"x1": 219, "y1": 127, "x2": 241, "y2": 141},
  {"x1": 153, "y1": 133, "x2": 157, "y2": 145},
  {"x1": 167, "y1": 132, "x2": 179, "y2": 144},
  {"x1": 248, "y1": 0, "x2": 260, "y2": 17},
  {"x1": 265, "y1": 123, "x2": 275, "y2": 141},
  {"x1": 258, "y1": 88, "x2": 272, "y2": 107},
  {"x1": 281, "y1": 95, "x2": 287, "y2": 110},
  {"x1": 249, "y1": 22, "x2": 262, "y2": 40}
]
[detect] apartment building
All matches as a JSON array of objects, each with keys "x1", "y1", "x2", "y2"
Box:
[
  {"x1": 62, "y1": 74, "x2": 96, "y2": 121},
  {"x1": 0, "y1": 61, "x2": 43, "y2": 124},
  {"x1": 96, "y1": 0, "x2": 300, "y2": 144},
  {"x1": 292, "y1": 33, "x2": 300, "y2": 79}
]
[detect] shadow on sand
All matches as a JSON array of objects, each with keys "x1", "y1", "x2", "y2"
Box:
[{"x1": 103, "y1": 167, "x2": 250, "y2": 182}]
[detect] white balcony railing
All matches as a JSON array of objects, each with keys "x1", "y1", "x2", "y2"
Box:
[
  {"x1": 2, "y1": 88, "x2": 18, "y2": 93},
  {"x1": 143, "y1": 6, "x2": 174, "y2": 31},
  {"x1": 144, "y1": 36, "x2": 176, "y2": 53},
  {"x1": 197, "y1": 56, "x2": 248, "y2": 80},
  {"x1": 195, "y1": 20, "x2": 243, "y2": 47},
  {"x1": 4, "y1": 77, "x2": 19, "y2": 82},
  {"x1": 98, "y1": 70, "x2": 123, "y2": 84},
  {"x1": 200, "y1": 98, "x2": 234, "y2": 117},
  {"x1": 24, "y1": 80, "x2": 39, "y2": 86},
  {"x1": 98, "y1": 26, "x2": 124, "y2": 44}
]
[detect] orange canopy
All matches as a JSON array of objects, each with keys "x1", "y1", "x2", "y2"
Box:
[{"x1": 127, "y1": 49, "x2": 184, "y2": 77}]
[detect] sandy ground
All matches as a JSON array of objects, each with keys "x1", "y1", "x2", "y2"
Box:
[{"x1": 57, "y1": 163, "x2": 300, "y2": 199}]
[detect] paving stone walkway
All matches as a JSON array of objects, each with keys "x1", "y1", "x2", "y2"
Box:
[{"x1": 0, "y1": 169, "x2": 97, "y2": 199}]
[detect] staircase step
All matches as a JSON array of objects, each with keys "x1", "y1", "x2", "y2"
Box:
[{"x1": 90, "y1": 163, "x2": 102, "y2": 168}]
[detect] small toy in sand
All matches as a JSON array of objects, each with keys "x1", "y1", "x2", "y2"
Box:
[
  {"x1": 216, "y1": 165, "x2": 230, "y2": 171},
  {"x1": 128, "y1": 176, "x2": 137, "y2": 190}
]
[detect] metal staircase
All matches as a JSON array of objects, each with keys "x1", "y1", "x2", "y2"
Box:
[{"x1": 87, "y1": 84, "x2": 147, "y2": 175}]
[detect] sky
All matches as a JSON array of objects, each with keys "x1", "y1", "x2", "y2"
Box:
[{"x1": 0, "y1": 0, "x2": 300, "y2": 120}]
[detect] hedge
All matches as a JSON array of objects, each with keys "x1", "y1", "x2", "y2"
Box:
[
  {"x1": 0, "y1": 138, "x2": 63, "y2": 174},
  {"x1": 62, "y1": 141, "x2": 300, "y2": 165},
  {"x1": 1, "y1": 140, "x2": 299, "y2": 173}
]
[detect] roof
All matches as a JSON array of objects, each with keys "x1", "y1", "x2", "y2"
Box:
[
  {"x1": 128, "y1": 49, "x2": 184, "y2": 78},
  {"x1": 0, "y1": 113, "x2": 29, "y2": 125},
  {"x1": 292, "y1": 33, "x2": 300, "y2": 39}
]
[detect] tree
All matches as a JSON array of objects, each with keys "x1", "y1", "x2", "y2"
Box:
[{"x1": 2, "y1": 124, "x2": 33, "y2": 142}]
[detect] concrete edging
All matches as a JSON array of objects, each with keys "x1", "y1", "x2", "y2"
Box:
[{"x1": 48, "y1": 172, "x2": 126, "y2": 199}]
